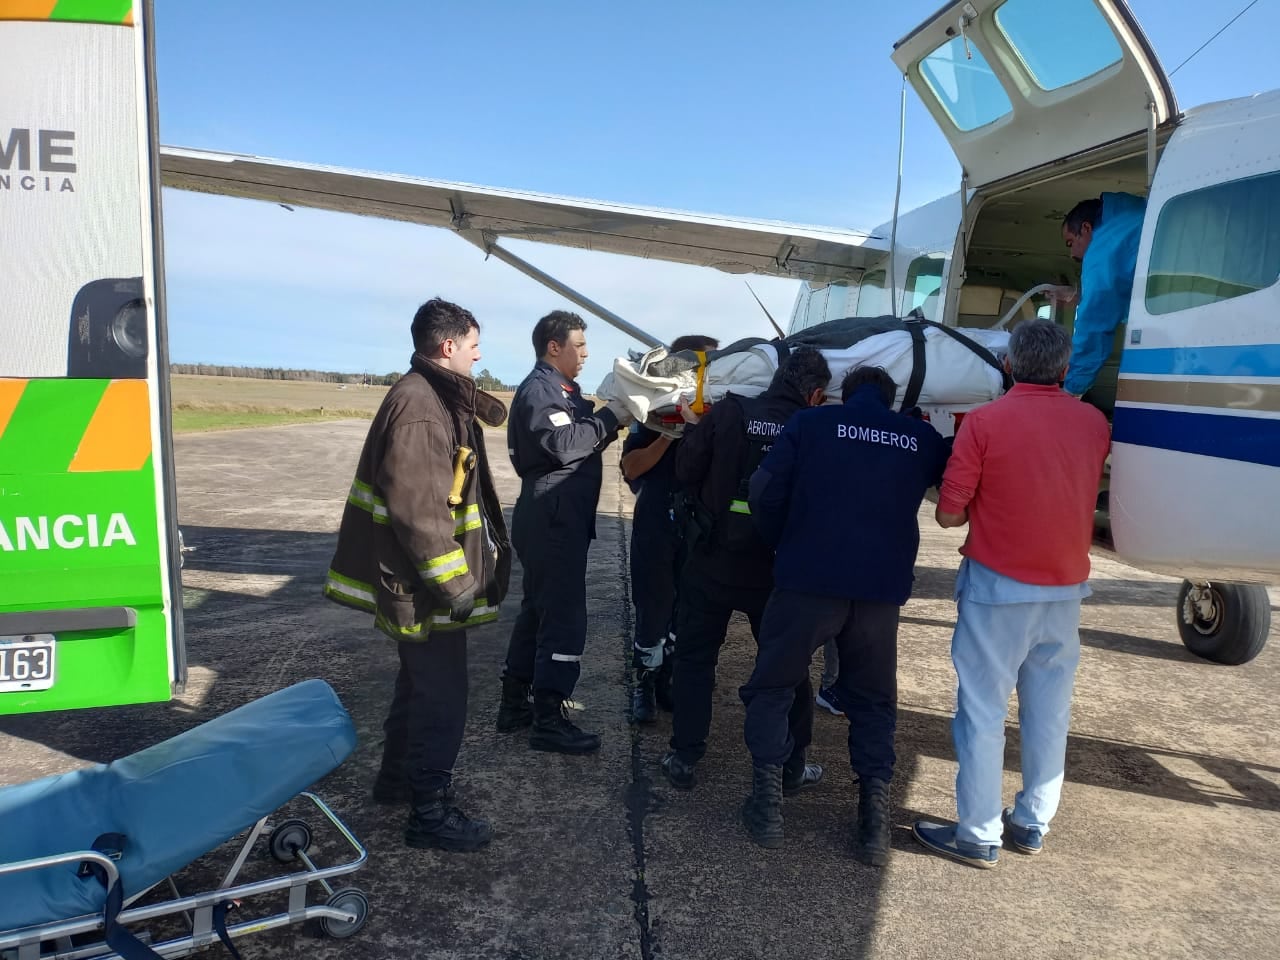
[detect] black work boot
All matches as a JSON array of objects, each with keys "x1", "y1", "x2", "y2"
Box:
[
  {"x1": 631, "y1": 671, "x2": 657, "y2": 725},
  {"x1": 530, "y1": 690, "x2": 601, "y2": 754},
  {"x1": 782, "y1": 753, "x2": 825, "y2": 796},
  {"x1": 496, "y1": 675, "x2": 533, "y2": 733},
  {"x1": 741, "y1": 764, "x2": 785, "y2": 849},
  {"x1": 660, "y1": 751, "x2": 696, "y2": 790},
  {"x1": 404, "y1": 790, "x2": 492, "y2": 852},
  {"x1": 856, "y1": 777, "x2": 892, "y2": 867}
]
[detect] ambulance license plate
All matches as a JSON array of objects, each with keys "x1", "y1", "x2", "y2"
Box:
[{"x1": 0, "y1": 634, "x2": 56, "y2": 693}]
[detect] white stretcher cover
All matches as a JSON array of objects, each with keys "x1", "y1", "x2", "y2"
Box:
[
  {"x1": 597, "y1": 315, "x2": 1011, "y2": 430},
  {"x1": 0, "y1": 679, "x2": 357, "y2": 931}
]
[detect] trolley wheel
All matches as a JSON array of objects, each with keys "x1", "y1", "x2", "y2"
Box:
[
  {"x1": 320, "y1": 887, "x2": 370, "y2": 939},
  {"x1": 268, "y1": 818, "x2": 312, "y2": 863}
]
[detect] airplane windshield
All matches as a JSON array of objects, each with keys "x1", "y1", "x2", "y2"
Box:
[
  {"x1": 919, "y1": 36, "x2": 1012, "y2": 132},
  {"x1": 994, "y1": 0, "x2": 1123, "y2": 91}
]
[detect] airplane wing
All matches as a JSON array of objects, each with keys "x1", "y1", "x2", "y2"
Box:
[{"x1": 158, "y1": 147, "x2": 884, "y2": 284}]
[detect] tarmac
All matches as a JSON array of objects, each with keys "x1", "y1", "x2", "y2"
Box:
[{"x1": 4, "y1": 418, "x2": 1280, "y2": 960}]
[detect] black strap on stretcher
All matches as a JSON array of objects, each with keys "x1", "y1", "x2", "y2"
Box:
[
  {"x1": 80, "y1": 833, "x2": 243, "y2": 960},
  {"x1": 211, "y1": 901, "x2": 244, "y2": 960},
  {"x1": 901, "y1": 322, "x2": 928, "y2": 412},
  {"x1": 899, "y1": 311, "x2": 1013, "y2": 412},
  {"x1": 78, "y1": 834, "x2": 163, "y2": 960}
]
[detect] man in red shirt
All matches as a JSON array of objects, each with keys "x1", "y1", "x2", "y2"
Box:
[{"x1": 913, "y1": 320, "x2": 1111, "y2": 868}]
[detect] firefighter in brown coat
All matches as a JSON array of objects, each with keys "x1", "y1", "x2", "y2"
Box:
[{"x1": 325, "y1": 298, "x2": 511, "y2": 852}]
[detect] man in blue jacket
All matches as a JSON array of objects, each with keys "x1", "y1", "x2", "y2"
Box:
[
  {"x1": 739, "y1": 366, "x2": 949, "y2": 864},
  {"x1": 1058, "y1": 191, "x2": 1147, "y2": 400}
]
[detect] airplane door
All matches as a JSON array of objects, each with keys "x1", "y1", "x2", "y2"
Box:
[{"x1": 891, "y1": 0, "x2": 1177, "y2": 189}]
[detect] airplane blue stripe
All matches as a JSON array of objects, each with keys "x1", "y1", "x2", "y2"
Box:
[
  {"x1": 1113, "y1": 406, "x2": 1280, "y2": 468},
  {"x1": 1120, "y1": 344, "x2": 1280, "y2": 378}
]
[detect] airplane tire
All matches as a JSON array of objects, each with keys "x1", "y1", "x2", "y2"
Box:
[{"x1": 1176, "y1": 580, "x2": 1271, "y2": 665}]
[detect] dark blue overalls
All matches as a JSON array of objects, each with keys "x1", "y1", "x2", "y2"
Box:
[{"x1": 503, "y1": 361, "x2": 620, "y2": 698}]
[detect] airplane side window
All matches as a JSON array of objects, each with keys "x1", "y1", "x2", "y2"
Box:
[
  {"x1": 823, "y1": 282, "x2": 854, "y2": 324},
  {"x1": 854, "y1": 270, "x2": 890, "y2": 317},
  {"x1": 919, "y1": 36, "x2": 1012, "y2": 132},
  {"x1": 811, "y1": 284, "x2": 831, "y2": 328},
  {"x1": 789, "y1": 282, "x2": 838, "y2": 333},
  {"x1": 904, "y1": 255, "x2": 946, "y2": 321},
  {"x1": 1146, "y1": 170, "x2": 1280, "y2": 315},
  {"x1": 994, "y1": 0, "x2": 1123, "y2": 92}
]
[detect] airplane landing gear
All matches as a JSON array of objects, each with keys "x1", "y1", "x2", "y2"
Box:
[{"x1": 1177, "y1": 580, "x2": 1271, "y2": 665}]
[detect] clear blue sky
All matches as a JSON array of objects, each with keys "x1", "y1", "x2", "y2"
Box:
[{"x1": 154, "y1": 0, "x2": 1278, "y2": 386}]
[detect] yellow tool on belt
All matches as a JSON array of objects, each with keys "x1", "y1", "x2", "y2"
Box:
[
  {"x1": 691, "y1": 350, "x2": 709, "y2": 414},
  {"x1": 447, "y1": 445, "x2": 477, "y2": 506}
]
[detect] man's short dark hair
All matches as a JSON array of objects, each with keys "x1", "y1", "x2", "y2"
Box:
[
  {"x1": 773, "y1": 346, "x2": 831, "y2": 399},
  {"x1": 841, "y1": 365, "x2": 897, "y2": 406},
  {"x1": 411, "y1": 298, "x2": 478, "y2": 355},
  {"x1": 1008, "y1": 319, "x2": 1072, "y2": 385},
  {"x1": 533, "y1": 310, "x2": 587, "y2": 357},
  {"x1": 1063, "y1": 198, "x2": 1103, "y2": 234},
  {"x1": 669, "y1": 334, "x2": 720, "y2": 353}
]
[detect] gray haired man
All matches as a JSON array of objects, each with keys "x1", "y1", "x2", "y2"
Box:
[{"x1": 914, "y1": 320, "x2": 1111, "y2": 868}]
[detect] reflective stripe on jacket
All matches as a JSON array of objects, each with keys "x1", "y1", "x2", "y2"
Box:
[{"x1": 324, "y1": 353, "x2": 512, "y2": 641}]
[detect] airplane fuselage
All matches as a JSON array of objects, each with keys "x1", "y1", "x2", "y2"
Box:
[{"x1": 787, "y1": 89, "x2": 1280, "y2": 587}]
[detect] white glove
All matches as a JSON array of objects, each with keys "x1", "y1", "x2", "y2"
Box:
[{"x1": 605, "y1": 400, "x2": 635, "y2": 429}]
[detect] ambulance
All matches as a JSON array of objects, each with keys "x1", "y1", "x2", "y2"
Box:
[{"x1": 0, "y1": 0, "x2": 182, "y2": 714}]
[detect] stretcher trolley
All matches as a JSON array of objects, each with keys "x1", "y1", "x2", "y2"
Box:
[{"x1": 0, "y1": 679, "x2": 368, "y2": 959}]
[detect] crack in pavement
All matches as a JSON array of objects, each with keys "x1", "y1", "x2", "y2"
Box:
[{"x1": 616, "y1": 487, "x2": 657, "y2": 960}]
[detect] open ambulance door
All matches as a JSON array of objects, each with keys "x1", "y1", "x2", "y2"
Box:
[
  {"x1": 891, "y1": 0, "x2": 1177, "y2": 190},
  {"x1": 0, "y1": 1, "x2": 183, "y2": 714}
]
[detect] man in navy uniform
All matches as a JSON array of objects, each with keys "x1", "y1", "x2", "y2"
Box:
[
  {"x1": 661, "y1": 347, "x2": 831, "y2": 791},
  {"x1": 739, "y1": 366, "x2": 949, "y2": 863},
  {"x1": 620, "y1": 333, "x2": 720, "y2": 724},
  {"x1": 496, "y1": 310, "x2": 633, "y2": 754}
]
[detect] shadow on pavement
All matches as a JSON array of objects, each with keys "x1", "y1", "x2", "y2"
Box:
[
  {"x1": 894, "y1": 705, "x2": 1280, "y2": 814},
  {"x1": 3, "y1": 511, "x2": 1276, "y2": 960}
]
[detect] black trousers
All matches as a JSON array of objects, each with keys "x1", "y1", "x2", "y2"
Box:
[
  {"x1": 504, "y1": 488, "x2": 593, "y2": 697},
  {"x1": 741, "y1": 588, "x2": 899, "y2": 781},
  {"x1": 381, "y1": 630, "x2": 468, "y2": 802},
  {"x1": 668, "y1": 553, "x2": 790, "y2": 764},
  {"x1": 630, "y1": 504, "x2": 679, "y2": 670}
]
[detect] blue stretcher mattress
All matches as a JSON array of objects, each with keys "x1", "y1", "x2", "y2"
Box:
[{"x1": 0, "y1": 679, "x2": 357, "y2": 931}]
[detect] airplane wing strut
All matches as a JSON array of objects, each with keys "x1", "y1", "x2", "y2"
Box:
[{"x1": 457, "y1": 229, "x2": 663, "y2": 348}]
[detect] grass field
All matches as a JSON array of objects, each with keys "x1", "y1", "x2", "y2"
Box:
[{"x1": 170, "y1": 375, "x2": 515, "y2": 433}]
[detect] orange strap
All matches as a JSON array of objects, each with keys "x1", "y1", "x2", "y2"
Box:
[{"x1": 691, "y1": 350, "x2": 708, "y2": 414}]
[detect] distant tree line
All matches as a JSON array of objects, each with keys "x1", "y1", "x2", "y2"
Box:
[
  {"x1": 171, "y1": 363, "x2": 514, "y2": 390},
  {"x1": 474, "y1": 369, "x2": 510, "y2": 392}
]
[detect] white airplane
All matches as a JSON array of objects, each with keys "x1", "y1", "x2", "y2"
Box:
[{"x1": 159, "y1": 0, "x2": 1278, "y2": 665}]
